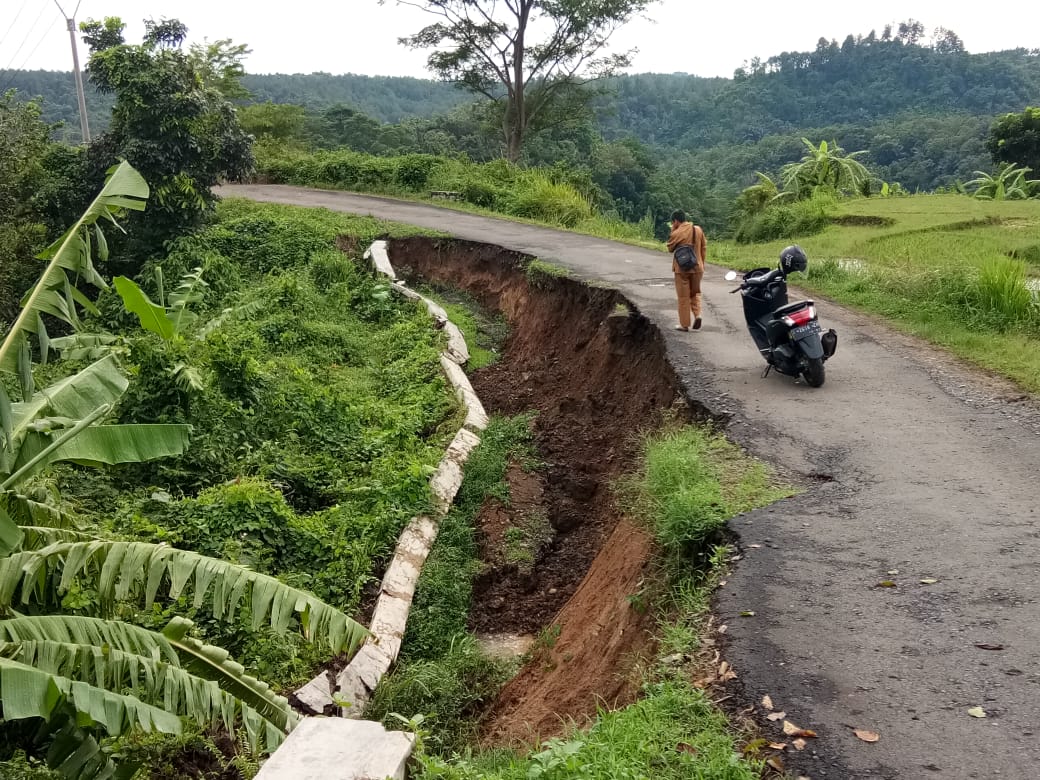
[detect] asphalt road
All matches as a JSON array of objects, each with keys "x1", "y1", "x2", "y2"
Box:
[{"x1": 223, "y1": 185, "x2": 1040, "y2": 780}]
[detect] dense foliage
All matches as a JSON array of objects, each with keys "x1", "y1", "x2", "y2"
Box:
[
  {"x1": 79, "y1": 17, "x2": 254, "y2": 257},
  {"x1": 0, "y1": 179, "x2": 459, "y2": 775}
]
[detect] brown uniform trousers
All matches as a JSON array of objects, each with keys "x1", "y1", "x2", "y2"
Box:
[
  {"x1": 673, "y1": 262, "x2": 703, "y2": 328},
  {"x1": 666, "y1": 222, "x2": 706, "y2": 329}
]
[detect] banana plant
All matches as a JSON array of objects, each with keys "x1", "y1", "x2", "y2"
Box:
[
  {"x1": 0, "y1": 160, "x2": 370, "y2": 776},
  {"x1": 781, "y1": 138, "x2": 871, "y2": 199},
  {"x1": 0, "y1": 161, "x2": 192, "y2": 557},
  {"x1": 966, "y1": 163, "x2": 1039, "y2": 200},
  {"x1": 112, "y1": 266, "x2": 209, "y2": 392},
  {"x1": 0, "y1": 161, "x2": 147, "y2": 374}
]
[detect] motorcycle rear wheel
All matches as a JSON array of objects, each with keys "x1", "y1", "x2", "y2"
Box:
[{"x1": 803, "y1": 357, "x2": 825, "y2": 388}]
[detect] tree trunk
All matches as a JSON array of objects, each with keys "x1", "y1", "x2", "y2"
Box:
[{"x1": 504, "y1": 0, "x2": 533, "y2": 163}]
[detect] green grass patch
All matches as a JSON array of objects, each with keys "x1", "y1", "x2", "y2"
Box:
[
  {"x1": 412, "y1": 678, "x2": 762, "y2": 780},
  {"x1": 716, "y1": 193, "x2": 1040, "y2": 393},
  {"x1": 525, "y1": 258, "x2": 573, "y2": 289},
  {"x1": 621, "y1": 425, "x2": 796, "y2": 566}
]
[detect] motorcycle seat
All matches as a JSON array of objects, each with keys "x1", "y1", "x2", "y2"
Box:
[{"x1": 772, "y1": 299, "x2": 815, "y2": 318}]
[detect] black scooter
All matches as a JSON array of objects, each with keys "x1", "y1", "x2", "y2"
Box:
[{"x1": 725, "y1": 245, "x2": 837, "y2": 388}]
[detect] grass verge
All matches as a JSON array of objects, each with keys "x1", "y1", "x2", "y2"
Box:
[{"x1": 716, "y1": 194, "x2": 1040, "y2": 393}]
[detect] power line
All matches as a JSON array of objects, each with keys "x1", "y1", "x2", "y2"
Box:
[
  {"x1": 0, "y1": 2, "x2": 61, "y2": 93},
  {"x1": 0, "y1": 0, "x2": 52, "y2": 74},
  {"x1": 0, "y1": 0, "x2": 32, "y2": 49}
]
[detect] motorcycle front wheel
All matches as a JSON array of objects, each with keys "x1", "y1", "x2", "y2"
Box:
[{"x1": 803, "y1": 357, "x2": 825, "y2": 388}]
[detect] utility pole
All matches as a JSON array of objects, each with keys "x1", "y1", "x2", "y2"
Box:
[{"x1": 54, "y1": 0, "x2": 90, "y2": 143}]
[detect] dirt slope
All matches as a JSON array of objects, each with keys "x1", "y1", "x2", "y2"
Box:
[
  {"x1": 224, "y1": 184, "x2": 1040, "y2": 780},
  {"x1": 393, "y1": 238, "x2": 673, "y2": 742}
]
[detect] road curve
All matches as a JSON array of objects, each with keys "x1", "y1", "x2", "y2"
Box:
[{"x1": 223, "y1": 184, "x2": 1040, "y2": 780}]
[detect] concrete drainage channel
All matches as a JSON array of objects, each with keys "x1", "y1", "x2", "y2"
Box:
[{"x1": 257, "y1": 241, "x2": 488, "y2": 779}]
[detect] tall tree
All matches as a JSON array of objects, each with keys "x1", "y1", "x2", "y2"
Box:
[
  {"x1": 987, "y1": 106, "x2": 1040, "y2": 174},
  {"x1": 392, "y1": 0, "x2": 656, "y2": 161},
  {"x1": 79, "y1": 17, "x2": 254, "y2": 260}
]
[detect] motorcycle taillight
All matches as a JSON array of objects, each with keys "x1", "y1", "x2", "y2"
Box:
[{"x1": 782, "y1": 306, "x2": 816, "y2": 327}]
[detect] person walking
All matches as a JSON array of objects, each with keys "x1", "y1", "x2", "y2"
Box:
[{"x1": 666, "y1": 210, "x2": 707, "y2": 331}]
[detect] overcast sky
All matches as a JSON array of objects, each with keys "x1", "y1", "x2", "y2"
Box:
[{"x1": 2, "y1": 0, "x2": 1037, "y2": 81}]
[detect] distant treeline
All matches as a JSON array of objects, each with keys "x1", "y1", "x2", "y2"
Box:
[{"x1": 6, "y1": 33, "x2": 1039, "y2": 196}]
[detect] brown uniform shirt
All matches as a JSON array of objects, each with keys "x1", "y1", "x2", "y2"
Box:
[{"x1": 666, "y1": 222, "x2": 707, "y2": 273}]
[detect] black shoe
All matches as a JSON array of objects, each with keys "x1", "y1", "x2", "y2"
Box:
[{"x1": 692, "y1": 317, "x2": 702, "y2": 330}]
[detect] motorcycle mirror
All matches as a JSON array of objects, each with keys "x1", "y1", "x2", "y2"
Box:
[{"x1": 724, "y1": 271, "x2": 738, "y2": 281}]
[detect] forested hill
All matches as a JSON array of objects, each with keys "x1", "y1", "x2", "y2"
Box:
[
  {"x1": 596, "y1": 42, "x2": 1040, "y2": 149},
  {"x1": 6, "y1": 38, "x2": 1039, "y2": 193},
  {"x1": 1, "y1": 69, "x2": 466, "y2": 134},
  {"x1": 239, "y1": 72, "x2": 467, "y2": 123},
  {"x1": 9, "y1": 42, "x2": 1039, "y2": 145}
]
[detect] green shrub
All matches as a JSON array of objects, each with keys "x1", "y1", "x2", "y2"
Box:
[
  {"x1": 736, "y1": 192, "x2": 835, "y2": 243},
  {"x1": 506, "y1": 177, "x2": 593, "y2": 227},
  {"x1": 162, "y1": 478, "x2": 294, "y2": 566},
  {"x1": 395, "y1": 154, "x2": 442, "y2": 190},
  {"x1": 461, "y1": 180, "x2": 504, "y2": 209}
]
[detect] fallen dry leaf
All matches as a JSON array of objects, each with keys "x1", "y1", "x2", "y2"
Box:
[
  {"x1": 749, "y1": 544, "x2": 762, "y2": 548},
  {"x1": 974, "y1": 643, "x2": 1004, "y2": 651},
  {"x1": 768, "y1": 742, "x2": 787, "y2": 751},
  {"x1": 761, "y1": 694, "x2": 774, "y2": 710},
  {"x1": 767, "y1": 711, "x2": 787, "y2": 721},
  {"x1": 853, "y1": 729, "x2": 880, "y2": 743},
  {"x1": 718, "y1": 624, "x2": 728, "y2": 634},
  {"x1": 740, "y1": 610, "x2": 756, "y2": 617},
  {"x1": 792, "y1": 738, "x2": 807, "y2": 751},
  {"x1": 887, "y1": 569, "x2": 899, "y2": 575},
  {"x1": 919, "y1": 578, "x2": 938, "y2": 585},
  {"x1": 783, "y1": 721, "x2": 818, "y2": 738},
  {"x1": 676, "y1": 742, "x2": 698, "y2": 755},
  {"x1": 967, "y1": 706, "x2": 987, "y2": 718},
  {"x1": 766, "y1": 756, "x2": 785, "y2": 772},
  {"x1": 877, "y1": 580, "x2": 897, "y2": 588}
]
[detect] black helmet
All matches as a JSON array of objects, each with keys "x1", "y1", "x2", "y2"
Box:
[{"x1": 780, "y1": 245, "x2": 807, "y2": 274}]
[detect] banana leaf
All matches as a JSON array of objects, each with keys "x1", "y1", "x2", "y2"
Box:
[
  {"x1": 15, "y1": 424, "x2": 192, "y2": 471},
  {"x1": 112, "y1": 277, "x2": 175, "y2": 341},
  {"x1": 0, "y1": 162, "x2": 148, "y2": 373}
]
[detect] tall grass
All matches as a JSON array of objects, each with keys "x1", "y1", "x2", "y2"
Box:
[
  {"x1": 621, "y1": 425, "x2": 794, "y2": 566},
  {"x1": 974, "y1": 258, "x2": 1033, "y2": 329}
]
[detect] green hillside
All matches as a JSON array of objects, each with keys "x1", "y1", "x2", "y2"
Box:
[{"x1": 7, "y1": 31, "x2": 1039, "y2": 196}]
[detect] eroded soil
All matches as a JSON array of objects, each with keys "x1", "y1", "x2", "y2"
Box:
[{"x1": 392, "y1": 237, "x2": 685, "y2": 743}]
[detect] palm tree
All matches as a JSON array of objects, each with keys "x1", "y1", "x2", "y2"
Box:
[
  {"x1": 0, "y1": 162, "x2": 368, "y2": 778},
  {"x1": 781, "y1": 138, "x2": 872, "y2": 198},
  {"x1": 966, "y1": 163, "x2": 1039, "y2": 201}
]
